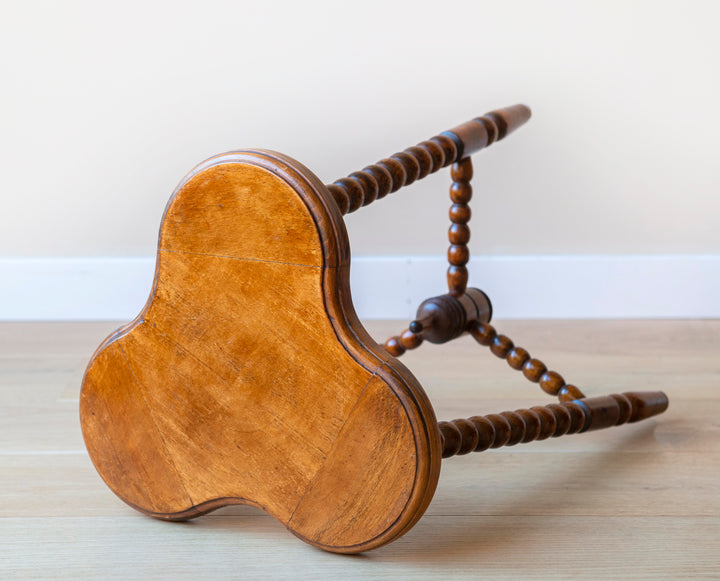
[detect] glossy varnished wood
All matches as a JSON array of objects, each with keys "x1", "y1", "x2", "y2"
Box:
[
  {"x1": 326, "y1": 104, "x2": 531, "y2": 214},
  {"x1": 439, "y1": 391, "x2": 669, "y2": 457},
  {"x1": 470, "y1": 320, "x2": 587, "y2": 400},
  {"x1": 447, "y1": 157, "x2": 473, "y2": 296},
  {"x1": 79, "y1": 151, "x2": 441, "y2": 553}
]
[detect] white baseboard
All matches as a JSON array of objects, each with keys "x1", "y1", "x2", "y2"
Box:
[{"x1": 1, "y1": 255, "x2": 718, "y2": 321}]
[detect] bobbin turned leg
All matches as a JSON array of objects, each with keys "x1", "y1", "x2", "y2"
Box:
[
  {"x1": 447, "y1": 157, "x2": 473, "y2": 297},
  {"x1": 383, "y1": 153, "x2": 487, "y2": 357},
  {"x1": 355, "y1": 105, "x2": 670, "y2": 444},
  {"x1": 439, "y1": 391, "x2": 669, "y2": 458},
  {"x1": 326, "y1": 104, "x2": 531, "y2": 214},
  {"x1": 469, "y1": 320, "x2": 587, "y2": 402}
]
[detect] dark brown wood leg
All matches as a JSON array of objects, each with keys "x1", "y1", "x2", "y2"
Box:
[{"x1": 439, "y1": 391, "x2": 669, "y2": 458}]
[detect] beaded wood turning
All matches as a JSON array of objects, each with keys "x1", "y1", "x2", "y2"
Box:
[{"x1": 80, "y1": 104, "x2": 669, "y2": 554}]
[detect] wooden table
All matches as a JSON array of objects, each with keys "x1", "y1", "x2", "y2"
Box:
[{"x1": 2, "y1": 320, "x2": 718, "y2": 579}]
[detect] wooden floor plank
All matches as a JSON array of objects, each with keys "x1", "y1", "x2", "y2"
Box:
[
  {"x1": 2, "y1": 449, "x2": 717, "y2": 518},
  {"x1": 1, "y1": 320, "x2": 719, "y2": 578},
  {"x1": 0, "y1": 322, "x2": 118, "y2": 358},
  {"x1": 1, "y1": 516, "x2": 717, "y2": 580}
]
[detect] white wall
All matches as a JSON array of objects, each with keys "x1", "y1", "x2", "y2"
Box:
[{"x1": 1, "y1": 0, "x2": 718, "y2": 318}]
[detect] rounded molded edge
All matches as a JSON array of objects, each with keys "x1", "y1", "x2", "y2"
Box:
[{"x1": 79, "y1": 149, "x2": 442, "y2": 554}]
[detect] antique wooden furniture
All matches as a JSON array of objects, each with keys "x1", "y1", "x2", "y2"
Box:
[{"x1": 80, "y1": 104, "x2": 669, "y2": 554}]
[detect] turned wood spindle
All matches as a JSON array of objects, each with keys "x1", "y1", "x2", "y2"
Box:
[
  {"x1": 448, "y1": 157, "x2": 473, "y2": 297},
  {"x1": 469, "y1": 320, "x2": 587, "y2": 402},
  {"x1": 379, "y1": 108, "x2": 534, "y2": 356},
  {"x1": 326, "y1": 104, "x2": 532, "y2": 214},
  {"x1": 439, "y1": 391, "x2": 669, "y2": 458},
  {"x1": 384, "y1": 328, "x2": 424, "y2": 357}
]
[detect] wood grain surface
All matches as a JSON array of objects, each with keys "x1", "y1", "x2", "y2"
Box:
[
  {"x1": 1, "y1": 320, "x2": 718, "y2": 579},
  {"x1": 79, "y1": 151, "x2": 441, "y2": 553}
]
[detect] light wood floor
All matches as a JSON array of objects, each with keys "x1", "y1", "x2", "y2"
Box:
[{"x1": 2, "y1": 320, "x2": 719, "y2": 579}]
